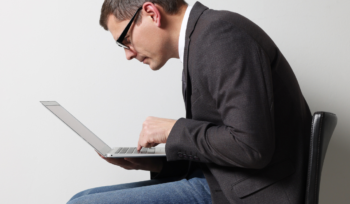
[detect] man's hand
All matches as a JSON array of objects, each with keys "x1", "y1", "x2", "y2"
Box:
[
  {"x1": 97, "y1": 152, "x2": 164, "y2": 173},
  {"x1": 138, "y1": 116, "x2": 177, "y2": 150}
]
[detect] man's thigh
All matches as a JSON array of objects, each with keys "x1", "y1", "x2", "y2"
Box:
[
  {"x1": 68, "y1": 176, "x2": 180, "y2": 202},
  {"x1": 67, "y1": 176, "x2": 211, "y2": 204}
]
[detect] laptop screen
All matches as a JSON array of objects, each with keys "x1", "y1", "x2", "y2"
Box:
[{"x1": 41, "y1": 101, "x2": 112, "y2": 155}]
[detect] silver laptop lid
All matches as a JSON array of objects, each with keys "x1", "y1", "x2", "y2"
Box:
[{"x1": 41, "y1": 101, "x2": 112, "y2": 155}]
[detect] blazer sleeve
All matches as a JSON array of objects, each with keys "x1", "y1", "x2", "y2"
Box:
[{"x1": 166, "y1": 21, "x2": 276, "y2": 169}]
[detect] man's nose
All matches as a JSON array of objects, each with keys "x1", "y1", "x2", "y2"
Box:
[{"x1": 125, "y1": 48, "x2": 137, "y2": 60}]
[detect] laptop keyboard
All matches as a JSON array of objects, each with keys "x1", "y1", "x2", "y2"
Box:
[{"x1": 114, "y1": 147, "x2": 155, "y2": 154}]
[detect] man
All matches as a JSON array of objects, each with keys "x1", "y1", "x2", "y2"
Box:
[{"x1": 68, "y1": 0, "x2": 312, "y2": 203}]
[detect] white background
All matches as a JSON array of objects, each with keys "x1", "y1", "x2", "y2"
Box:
[{"x1": 0, "y1": 0, "x2": 349, "y2": 203}]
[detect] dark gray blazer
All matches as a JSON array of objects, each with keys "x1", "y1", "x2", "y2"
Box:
[{"x1": 152, "y1": 2, "x2": 312, "y2": 204}]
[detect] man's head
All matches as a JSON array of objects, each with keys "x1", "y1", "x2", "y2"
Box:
[{"x1": 100, "y1": 0, "x2": 188, "y2": 70}]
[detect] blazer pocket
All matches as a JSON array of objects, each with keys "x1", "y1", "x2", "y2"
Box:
[{"x1": 232, "y1": 159, "x2": 295, "y2": 198}]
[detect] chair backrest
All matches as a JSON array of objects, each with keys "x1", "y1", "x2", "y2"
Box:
[{"x1": 305, "y1": 112, "x2": 337, "y2": 204}]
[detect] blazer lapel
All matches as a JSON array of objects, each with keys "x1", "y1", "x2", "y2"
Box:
[{"x1": 183, "y1": 2, "x2": 208, "y2": 119}]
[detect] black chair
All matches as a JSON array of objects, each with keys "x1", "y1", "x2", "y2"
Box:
[{"x1": 305, "y1": 112, "x2": 338, "y2": 204}]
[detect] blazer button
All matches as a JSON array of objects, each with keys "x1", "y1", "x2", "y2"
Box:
[
  {"x1": 178, "y1": 152, "x2": 183, "y2": 158},
  {"x1": 188, "y1": 155, "x2": 193, "y2": 160},
  {"x1": 183, "y1": 154, "x2": 187, "y2": 159}
]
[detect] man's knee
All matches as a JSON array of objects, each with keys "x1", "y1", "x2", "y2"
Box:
[{"x1": 66, "y1": 188, "x2": 92, "y2": 204}]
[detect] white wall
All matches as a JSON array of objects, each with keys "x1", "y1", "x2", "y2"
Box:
[{"x1": 0, "y1": 0, "x2": 349, "y2": 203}]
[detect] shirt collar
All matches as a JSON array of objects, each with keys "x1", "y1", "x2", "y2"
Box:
[{"x1": 178, "y1": 5, "x2": 193, "y2": 63}]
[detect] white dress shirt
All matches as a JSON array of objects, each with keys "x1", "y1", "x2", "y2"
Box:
[{"x1": 178, "y1": 5, "x2": 193, "y2": 63}]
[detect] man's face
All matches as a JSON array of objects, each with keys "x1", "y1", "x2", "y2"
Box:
[{"x1": 107, "y1": 13, "x2": 170, "y2": 71}]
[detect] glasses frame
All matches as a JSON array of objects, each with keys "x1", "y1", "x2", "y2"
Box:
[{"x1": 116, "y1": 7, "x2": 143, "y2": 49}]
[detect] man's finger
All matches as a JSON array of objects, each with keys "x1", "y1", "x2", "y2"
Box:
[
  {"x1": 137, "y1": 143, "x2": 142, "y2": 151},
  {"x1": 150, "y1": 143, "x2": 159, "y2": 147},
  {"x1": 138, "y1": 138, "x2": 149, "y2": 150},
  {"x1": 138, "y1": 130, "x2": 143, "y2": 151}
]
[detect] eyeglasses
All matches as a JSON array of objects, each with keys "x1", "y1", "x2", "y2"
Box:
[{"x1": 116, "y1": 7, "x2": 142, "y2": 49}]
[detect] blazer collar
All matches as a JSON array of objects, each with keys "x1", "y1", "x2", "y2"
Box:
[
  {"x1": 183, "y1": 2, "x2": 208, "y2": 118},
  {"x1": 183, "y1": 2, "x2": 208, "y2": 82}
]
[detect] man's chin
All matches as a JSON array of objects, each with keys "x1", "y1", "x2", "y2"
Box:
[
  {"x1": 148, "y1": 63, "x2": 160, "y2": 71},
  {"x1": 149, "y1": 61, "x2": 166, "y2": 71}
]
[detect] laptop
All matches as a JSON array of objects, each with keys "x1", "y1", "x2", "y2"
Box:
[{"x1": 41, "y1": 101, "x2": 166, "y2": 158}]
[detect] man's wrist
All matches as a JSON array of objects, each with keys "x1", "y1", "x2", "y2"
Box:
[{"x1": 166, "y1": 119, "x2": 178, "y2": 140}]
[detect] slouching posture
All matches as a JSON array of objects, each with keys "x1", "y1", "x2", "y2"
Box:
[
  {"x1": 157, "y1": 3, "x2": 312, "y2": 203},
  {"x1": 68, "y1": 1, "x2": 311, "y2": 204}
]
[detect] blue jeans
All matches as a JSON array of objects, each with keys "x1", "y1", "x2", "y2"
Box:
[{"x1": 67, "y1": 169, "x2": 212, "y2": 204}]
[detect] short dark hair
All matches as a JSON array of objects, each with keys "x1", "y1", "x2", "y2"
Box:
[{"x1": 100, "y1": 0, "x2": 188, "y2": 30}]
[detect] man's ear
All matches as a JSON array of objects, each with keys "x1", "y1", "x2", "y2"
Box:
[{"x1": 142, "y1": 2, "x2": 161, "y2": 27}]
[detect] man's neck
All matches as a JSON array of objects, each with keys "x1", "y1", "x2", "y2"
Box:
[{"x1": 163, "y1": 4, "x2": 188, "y2": 59}]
